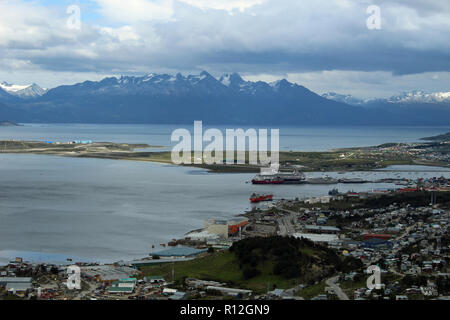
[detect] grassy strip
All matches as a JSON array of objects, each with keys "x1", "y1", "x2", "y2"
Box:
[{"x1": 139, "y1": 251, "x2": 304, "y2": 294}]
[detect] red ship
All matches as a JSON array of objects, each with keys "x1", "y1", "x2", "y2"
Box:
[{"x1": 250, "y1": 193, "x2": 273, "y2": 203}]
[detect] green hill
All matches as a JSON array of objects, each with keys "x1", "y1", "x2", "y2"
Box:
[{"x1": 139, "y1": 236, "x2": 362, "y2": 293}]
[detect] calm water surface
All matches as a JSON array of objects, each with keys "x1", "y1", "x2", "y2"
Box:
[{"x1": 1, "y1": 123, "x2": 449, "y2": 151}]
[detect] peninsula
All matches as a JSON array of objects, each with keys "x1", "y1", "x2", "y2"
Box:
[{"x1": 0, "y1": 136, "x2": 448, "y2": 173}]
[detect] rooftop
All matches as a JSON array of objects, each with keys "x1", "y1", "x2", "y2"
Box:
[
  {"x1": 5, "y1": 283, "x2": 32, "y2": 291},
  {"x1": 294, "y1": 233, "x2": 339, "y2": 243},
  {"x1": 0, "y1": 277, "x2": 32, "y2": 283},
  {"x1": 108, "y1": 286, "x2": 134, "y2": 293},
  {"x1": 305, "y1": 225, "x2": 341, "y2": 232},
  {"x1": 154, "y1": 247, "x2": 207, "y2": 257}
]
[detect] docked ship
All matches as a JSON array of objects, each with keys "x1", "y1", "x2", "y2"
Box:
[
  {"x1": 251, "y1": 176, "x2": 284, "y2": 184},
  {"x1": 338, "y1": 178, "x2": 368, "y2": 184},
  {"x1": 305, "y1": 175, "x2": 338, "y2": 184},
  {"x1": 251, "y1": 170, "x2": 306, "y2": 185},
  {"x1": 250, "y1": 193, "x2": 273, "y2": 203}
]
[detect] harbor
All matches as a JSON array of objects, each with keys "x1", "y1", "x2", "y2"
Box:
[
  {"x1": 1, "y1": 149, "x2": 450, "y2": 265},
  {"x1": 2, "y1": 174, "x2": 449, "y2": 300}
]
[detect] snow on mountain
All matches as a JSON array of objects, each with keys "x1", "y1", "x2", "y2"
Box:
[
  {"x1": 321, "y1": 92, "x2": 367, "y2": 106},
  {"x1": 220, "y1": 74, "x2": 233, "y2": 87},
  {"x1": 323, "y1": 90, "x2": 450, "y2": 106},
  {"x1": 387, "y1": 90, "x2": 450, "y2": 104},
  {"x1": 2, "y1": 72, "x2": 450, "y2": 126},
  {"x1": 0, "y1": 82, "x2": 47, "y2": 98},
  {"x1": 219, "y1": 73, "x2": 244, "y2": 86},
  {"x1": 0, "y1": 82, "x2": 29, "y2": 92},
  {"x1": 269, "y1": 79, "x2": 295, "y2": 90},
  {"x1": 45, "y1": 71, "x2": 287, "y2": 98}
]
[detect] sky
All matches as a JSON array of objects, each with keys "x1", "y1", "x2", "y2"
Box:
[{"x1": 0, "y1": 0, "x2": 450, "y2": 98}]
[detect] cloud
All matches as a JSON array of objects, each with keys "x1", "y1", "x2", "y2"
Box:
[
  {"x1": 178, "y1": 0, "x2": 265, "y2": 12},
  {"x1": 100, "y1": 26, "x2": 141, "y2": 42},
  {"x1": 0, "y1": 0, "x2": 449, "y2": 97},
  {"x1": 262, "y1": 70, "x2": 450, "y2": 99},
  {"x1": 93, "y1": 0, "x2": 174, "y2": 23}
]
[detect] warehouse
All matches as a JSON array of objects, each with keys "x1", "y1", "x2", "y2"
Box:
[
  {"x1": 294, "y1": 233, "x2": 339, "y2": 243},
  {"x1": 204, "y1": 218, "x2": 249, "y2": 239},
  {"x1": 81, "y1": 265, "x2": 139, "y2": 283},
  {"x1": 108, "y1": 286, "x2": 134, "y2": 294},
  {"x1": 362, "y1": 234, "x2": 391, "y2": 240},
  {"x1": 304, "y1": 225, "x2": 340, "y2": 234},
  {"x1": 0, "y1": 277, "x2": 32, "y2": 285},
  {"x1": 6, "y1": 282, "x2": 32, "y2": 293},
  {"x1": 108, "y1": 278, "x2": 136, "y2": 294},
  {"x1": 206, "y1": 286, "x2": 252, "y2": 297},
  {"x1": 0, "y1": 277, "x2": 33, "y2": 295},
  {"x1": 154, "y1": 247, "x2": 207, "y2": 258}
]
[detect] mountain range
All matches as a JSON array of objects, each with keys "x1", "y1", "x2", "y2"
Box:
[
  {"x1": 0, "y1": 71, "x2": 449, "y2": 125},
  {"x1": 322, "y1": 90, "x2": 450, "y2": 106}
]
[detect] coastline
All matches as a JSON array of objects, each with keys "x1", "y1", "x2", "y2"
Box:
[{"x1": 1, "y1": 139, "x2": 449, "y2": 173}]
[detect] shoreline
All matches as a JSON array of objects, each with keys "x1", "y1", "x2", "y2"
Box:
[{"x1": 1, "y1": 139, "x2": 449, "y2": 173}]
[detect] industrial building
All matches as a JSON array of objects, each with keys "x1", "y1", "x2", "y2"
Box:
[
  {"x1": 294, "y1": 233, "x2": 339, "y2": 243},
  {"x1": 81, "y1": 265, "x2": 139, "y2": 283},
  {"x1": 362, "y1": 234, "x2": 392, "y2": 240},
  {"x1": 206, "y1": 286, "x2": 252, "y2": 297},
  {"x1": 362, "y1": 238, "x2": 393, "y2": 248},
  {"x1": 153, "y1": 247, "x2": 207, "y2": 258},
  {"x1": 0, "y1": 277, "x2": 33, "y2": 295},
  {"x1": 204, "y1": 217, "x2": 249, "y2": 239},
  {"x1": 0, "y1": 277, "x2": 32, "y2": 285},
  {"x1": 108, "y1": 278, "x2": 137, "y2": 294},
  {"x1": 304, "y1": 225, "x2": 340, "y2": 234}
]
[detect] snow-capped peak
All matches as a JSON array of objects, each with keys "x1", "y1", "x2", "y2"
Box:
[
  {"x1": 0, "y1": 82, "x2": 30, "y2": 92},
  {"x1": 322, "y1": 90, "x2": 450, "y2": 106},
  {"x1": 142, "y1": 73, "x2": 156, "y2": 82},
  {"x1": 187, "y1": 71, "x2": 215, "y2": 85},
  {"x1": 219, "y1": 73, "x2": 244, "y2": 86},
  {"x1": 269, "y1": 79, "x2": 295, "y2": 91},
  {"x1": 219, "y1": 74, "x2": 232, "y2": 86},
  {"x1": 388, "y1": 90, "x2": 450, "y2": 104},
  {"x1": 0, "y1": 82, "x2": 47, "y2": 98},
  {"x1": 322, "y1": 92, "x2": 367, "y2": 106}
]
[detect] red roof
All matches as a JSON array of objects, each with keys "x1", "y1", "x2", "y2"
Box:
[{"x1": 363, "y1": 234, "x2": 391, "y2": 240}]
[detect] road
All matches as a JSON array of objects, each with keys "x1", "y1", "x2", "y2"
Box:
[
  {"x1": 277, "y1": 213, "x2": 296, "y2": 236},
  {"x1": 325, "y1": 276, "x2": 349, "y2": 300},
  {"x1": 277, "y1": 208, "x2": 302, "y2": 236},
  {"x1": 396, "y1": 223, "x2": 417, "y2": 241}
]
